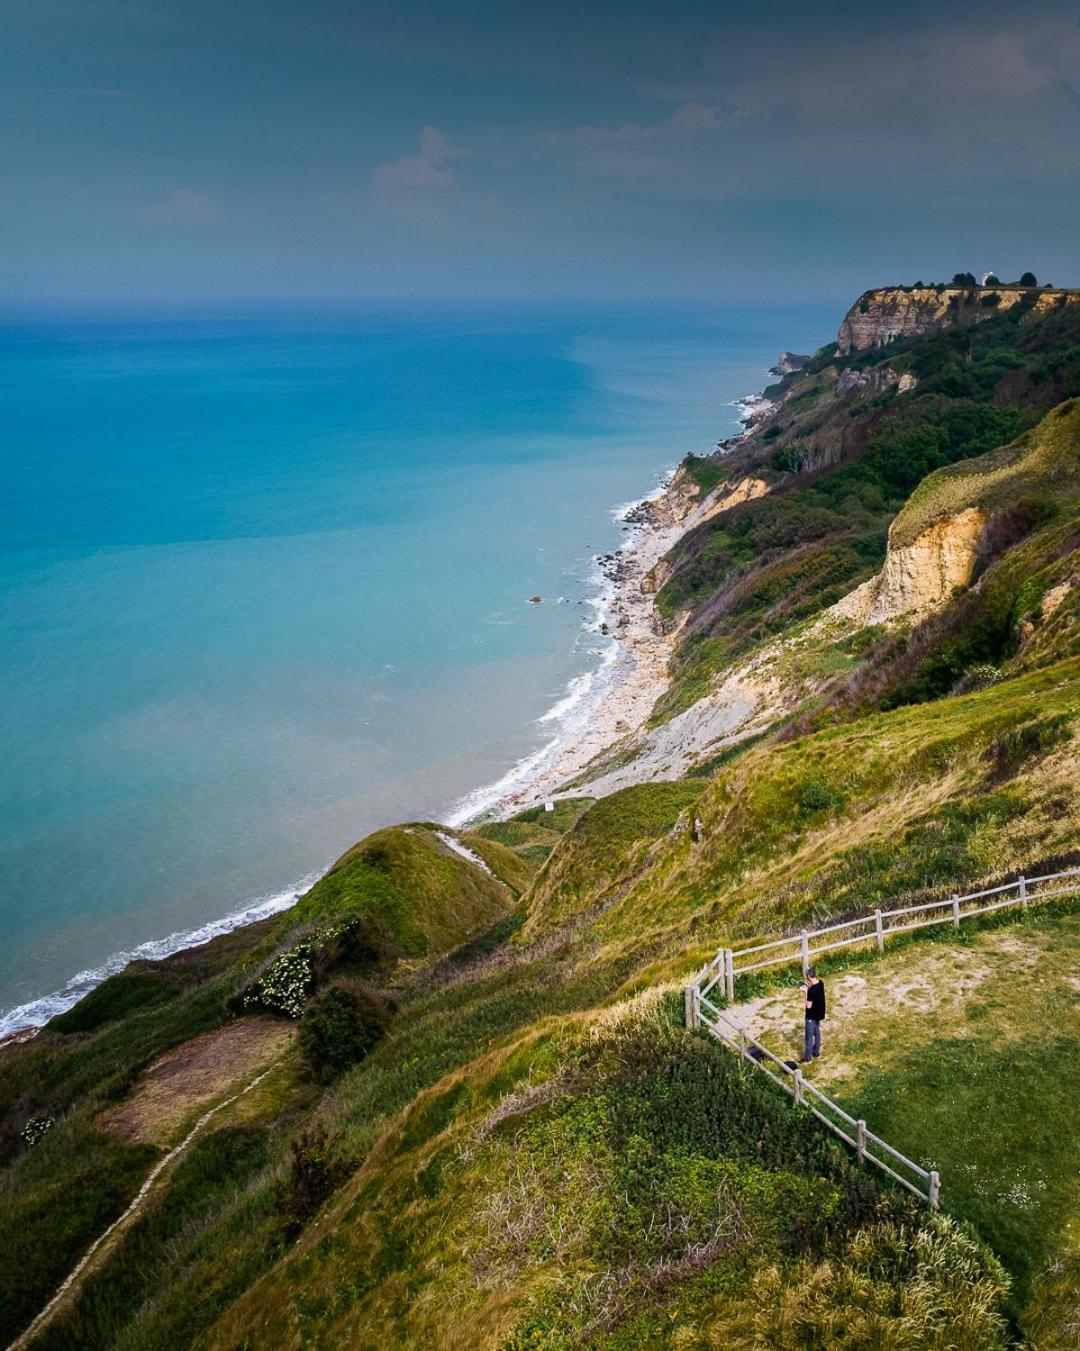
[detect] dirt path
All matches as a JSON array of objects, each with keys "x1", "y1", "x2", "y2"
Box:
[{"x1": 9, "y1": 1022, "x2": 294, "y2": 1351}]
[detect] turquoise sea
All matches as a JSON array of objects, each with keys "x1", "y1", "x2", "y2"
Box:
[{"x1": 0, "y1": 303, "x2": 833, "y2": 1032}]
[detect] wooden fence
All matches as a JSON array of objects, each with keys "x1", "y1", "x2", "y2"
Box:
[
  {"x1": 684, "y1": 866, "x2": 1080, "y2": 1208},
  {"x1": 696, "y1": 867, "x2": 1080, "y2": 1004}
]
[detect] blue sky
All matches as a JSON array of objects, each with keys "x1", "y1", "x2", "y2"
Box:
[{"x1": 4, "y1": 0, "x2": 1079, "y2": 304}]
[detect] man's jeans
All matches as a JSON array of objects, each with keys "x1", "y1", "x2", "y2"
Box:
[{"x1": 804, "y1": 1018, "x2": 822, "y2": 1060}]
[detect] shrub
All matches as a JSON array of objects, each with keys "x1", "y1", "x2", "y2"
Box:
[
  {"x1": 299, "y1": 985, "x2": 389, "y2": 1081},
  {"x1": 241, "y1": 942, "x2": 313, "y2": 1018},
  {"x1": 273, "y1": 1128, "x2": 346, "y2": 1241},
  {"x1": 20, "y1": 1115, "x2": 54, "y2": 1149},
  {"x1": 951, "y1": 664, "x2": 1002, "y2": 696},
  {"x1": 1020, "y1": 272, "x2": 1038, "y2": 287},
  {"x1": 798, "y1": 779, "x2": 844, "y2": 814}
]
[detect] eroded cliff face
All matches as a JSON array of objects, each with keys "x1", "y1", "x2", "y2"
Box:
[
  {"x1": 832, "y1": 506, "x2": 987, "y2": 626},
  {"x1": 641, "y1": 474, "x2": 771, "y2": 594},
  {"x1": 837, "y1": 286, "x2": 1080, "y2": 355}
]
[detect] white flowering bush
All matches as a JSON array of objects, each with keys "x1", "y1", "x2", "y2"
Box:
[
  {"x1": 21, "y1": 1114, "x2": 54, "y2": 1148},
  {"x1": 240, "y1": 919, "x2": 369, "y2": 1020},
  {"x1": 243, "y1": 942, "x2": 314, "y2": 1019}
]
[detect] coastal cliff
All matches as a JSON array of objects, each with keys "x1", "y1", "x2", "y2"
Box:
[
  {"x1": 3, "y1": 279, "x2": 1079, "y2": 1351},
  {"x1": 837, "y1": 284, "x2": 1080, "y2": 355}
]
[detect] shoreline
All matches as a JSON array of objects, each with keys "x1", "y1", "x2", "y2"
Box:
[
  {"x1": 444, "y1": 478, "x2": 686, "y2": 822},
  {"x1": 0, "y1": 386, "x2": 763, "y2": 1043}
]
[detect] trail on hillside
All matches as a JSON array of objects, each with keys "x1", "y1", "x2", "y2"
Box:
[{"x1": 8, "y1": 1062, "x2": 279, "y2": 1351}]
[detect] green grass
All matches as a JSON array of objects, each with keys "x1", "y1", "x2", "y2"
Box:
[
  {"x1": 32, "y1": 1126, "x2": 273, "y2": 1350},
  {"x1": 286, "y1": 823, "x2": 512, "y2": 957},
  {"x1": 731, "y1": 909, "x2": 1080, "y2": 1340},
  {"x1": 202, "y1": 1007, "x2": 1008, "y2": 1348},
  {"x1": 680, "y1": 453, "x2": 730, "y2": 495}
]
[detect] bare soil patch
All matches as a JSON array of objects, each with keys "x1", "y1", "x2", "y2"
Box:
[{"x1": 100, "y1": 1016, "x2": 295, "y2": 1147}]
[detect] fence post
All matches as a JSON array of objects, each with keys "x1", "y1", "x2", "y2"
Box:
[
  {"x1": 793, "y1": 1067, "x2": 803, "y2": 1106},
  {"x1": 738, "y1": 1027, "x2": 748, "y2": 1060},
  {"x1": 725, "y1": 948, "x2": 735, "y2": 1003},
  {"x1": 951, "y1": 894, "x2": 960, "y2": 929},
  {"x1": 684, "y1": 985, "x2": 699, "y2": 1030},
  {"x1": 857, "y1": 1119, "x2": 866, "y2": 1162},
  {"x1": 874, "y1": 909, "x2": 884, "y2": 952},
  {"x1": 800, "y1": 930, "x2": 810, "y2": 974},
  {"x1": 1019, "y1": 874, "x2": 1028, "y2": 908},
  {"x1": 929, "y1": 1170, "x2": 940, "y2": 1210}
]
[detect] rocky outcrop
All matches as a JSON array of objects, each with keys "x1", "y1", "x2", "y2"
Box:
[
  {"x1": 769, "y1": 351, "x2": 809, "y2": 376},
  {"x1": 648, "y1": 464, "x2": 702, "y2": 526},
  {"x1": 690, "y1": 474, "x2": 770, "y2": 525},
  {"x1": 641, "y1": 476, "x2": 770, "y2": 594},
  {"x1": 831, "y1": 506, "x2": 987, "y2": 626},
  {"x1": 835, "y1": 366, "x2": 899, "y2": 397},
  {"x1": 837, "y1": 286, "x2": 1080, "y2": 356}
]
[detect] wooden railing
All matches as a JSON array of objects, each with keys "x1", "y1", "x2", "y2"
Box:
[
  {"x1": 690, "y1": 997, "x2": 938, "y2": 1206},
  {"x1": 684, "y1": 866, "x2": 1080, "y2": 1208},
  {"x1": 696, "y1": 868, "x2": 1080, "y2": 1003}
]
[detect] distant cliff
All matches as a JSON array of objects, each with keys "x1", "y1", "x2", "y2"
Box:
[{"x1": 837, "y1": 284, "x2": 1080, "y2": 355}]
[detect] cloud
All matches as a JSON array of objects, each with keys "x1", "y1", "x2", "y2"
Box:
[
  {"x1": 555, "y1": 100, "x2": 726, "y2": 150},
  {"x1": 373, "y1": 126, "x2": 468, "y2": 198},
  {"x1": 541, "y1": 100, "x2": 729, "y2": 184},
  {"x1": 138, "y1": 188, "x2": 218, "y2": 226}
]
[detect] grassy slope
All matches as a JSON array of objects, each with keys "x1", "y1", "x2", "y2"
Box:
[
  {"x1": 651, "y1": 301, "x2": 1080, "y2": 724},
  {"x1": 4, "y1": 296, "x2": 1079, "y2": 1349},
  {"x1": 9, "y1": 667, "x2": 1076, "y2": 1347},
  {"x1": 287, "y1": 823, "x2": 513, "y2": 957},
  {"x1": 0, "y1": 826, "x2": 512, "y2": 1346},
  {"x1": 206, "y1": 999, "x2": 1005, "y2": 1350},
  {"x1": 142, "y1": 674, "x2": 1074, "y2": 1348},
  {"x1": 737, "y1": 907, "x2": 1080, "y2": 1341}
]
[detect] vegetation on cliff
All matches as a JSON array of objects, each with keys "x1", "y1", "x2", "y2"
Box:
[{"x1": 1, "y1": 283, "x2": 1078, "y2": 1348}]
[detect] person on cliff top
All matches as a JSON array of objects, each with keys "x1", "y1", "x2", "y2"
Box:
[{"x1": 800, "y1": 967, "x2": 826, "y2": 1063}]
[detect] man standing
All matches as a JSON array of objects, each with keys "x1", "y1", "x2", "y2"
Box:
[{"x1": 801, "y1": 966, "x2": 826, "y2": 1062}]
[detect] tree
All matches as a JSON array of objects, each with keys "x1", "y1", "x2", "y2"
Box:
[
  {"x1": 983, "y1": 274, "x2": 1001, "y2": 286},
  {"x1": 952, "y1": 272, "x2": 977, "y2": 287},
  {"x1": 1020, "y1": 271, "x2": 1038, "y2": 287}
]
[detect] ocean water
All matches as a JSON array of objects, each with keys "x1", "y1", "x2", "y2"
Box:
[{"x1": 0, "y1": 302, "x2": 833, "y2": 1032}]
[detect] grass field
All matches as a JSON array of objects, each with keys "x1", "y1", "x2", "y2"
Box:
[{"x1": 740, "y1": 908, "x2": 1080, "y2": 1343}]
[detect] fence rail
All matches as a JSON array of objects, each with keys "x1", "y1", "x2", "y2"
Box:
[
  {"x1": 701, "y1": 868, "x2": 1080, "y2": 999},
  {"x1": 685, "y1": 866, "x2": 1080, "y2": 1208}
]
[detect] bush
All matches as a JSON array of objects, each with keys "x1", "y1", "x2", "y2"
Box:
[
  {"x1": 951, "y1": 664, "x2": 1002, "y2": 696},
  {"x1": 1020, "y1": 272, "x2": 1038, "y2": 287},
  {"x1": 273, "y1": 1128, "x2": 346, "y2": 1240},
  {"x1": 299, "y1": 985, "x2": 389, "y2": 1081},
  {"x1": 241, "y1": 942, "x2": 313, "y2": 1018},
  {"x1": 20, "y1": 1115, "x2": 54, "y2": 1149},
  {"x1": 798, "y1": 779, "x2": 844, "y2": 814}
]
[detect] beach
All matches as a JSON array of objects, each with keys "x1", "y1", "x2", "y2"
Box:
[
  {"x1": 0, "y1": 303, "x2": 831, "y2": 1040},
  {"x1": 445, "y1": 478, "x2": 690, "y2": 822}
]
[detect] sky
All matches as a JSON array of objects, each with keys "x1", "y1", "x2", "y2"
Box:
[{"x1": 3, "y1": 0, "x2": 1080, "y2": 305}]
